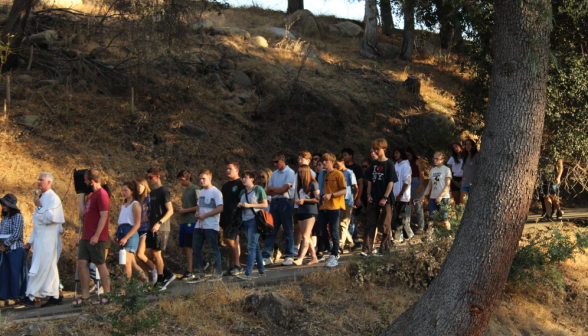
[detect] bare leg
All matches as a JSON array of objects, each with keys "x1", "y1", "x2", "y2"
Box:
[
  {"x1": 224, "y1": 236, "x2": 240, "y2": 266},
  {"x1": 551, "y1": 195, "x2": 561, "y2": 212},
  {"x1": 294, "y1": 224, "x2": 302, "y2": 247},
  {"x1": 460, "y1": 190, "x2": 469, "y2": 205},
  {"x1": 124, "y1": 252, "x2": 133, "y2": 280},
  {"x1": 136, "y1": 237, "x2": 154, "y2": 274},
  {"x1": 452, "y1": 191, "x2": 461, "y2": 205},
  {"x1": 294, "y1": 218, "x2": 318, "y2": 265},
  {"x1": 95, "y1": 263, "x2": 111, "y2": 294},
  {"x1": 545, "y1": 196, "x2": 553, "y2": 217},
  {"x1": 78, "y1": 260, "x2": 91, "y2": 299},
  {"x1": 129, "y1": 254, "x2": 146, "y2": 281},
  {"x1": 152, "y1": 250, "x2": 164, "y2": 276},
  {"x1": 184, "y1": 247, "x2": 193, "y2": 272}
]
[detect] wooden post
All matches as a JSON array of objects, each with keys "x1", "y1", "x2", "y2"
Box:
[
  {"x1": 6, "y1": 75, "x2": 10, "y2": 104},
  {"x1": 131, "y1": 87, "x2": 134, "y2": 113},
  {"x1": 27, "y1": 45, "x2": 33, "y2": 71}
]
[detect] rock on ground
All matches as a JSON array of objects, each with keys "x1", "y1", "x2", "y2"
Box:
[
  {"x1": 179, "y1": 124, "x2": 207, "y2": 139},
  {"x1": 191, "y1": 19, "x2": 214, "y2": 33},
  {"x1": 18, "y1": 321, "x2": 49, "y2": 336},
  {"x1": 265, "y1": 27, "x2": 296, "y2": 40},
  {"x1": 29, "y1": 30, "x2": 58, "y2": 48},
  {"x1": 287, "y1": 10, "x2": 320, "y2": 39},
  {"x1": 210, "y1": 27, "x2": 250, "y2": 40},
  {"x1": 233, "y1": 71, "x2": 252, "y2": 88},
  {"x1": 327, "y1": 21, "x2": 363, "y2": 37},
  {"x1": 425, "y1": 112, "x2": 455, "y2": 128},
  {"x1": 243, "y1": 292, "x2": 305, "y2": 329},
  {"x1": 250, "y1": 36, "x2": 268, "y2": 48},
  {"x1": 16, "y1": 115, "x2": 41, "y2": 128},
  {"x1": 14, "y1": 75, "x2": 34, "y2": 84}
]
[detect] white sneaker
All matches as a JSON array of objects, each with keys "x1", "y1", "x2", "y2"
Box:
[
  {"x1": 282, "y1": 257, "x2": 294, "y2": 266},
  {"x1": 293, "y1": 246, "x2": 299, "y2": 258},
  {"x1": 325, "y1": 255, "x2": 339, "y2": 268},
  {"x1": 263, "y1": 258, "x2": 273, "y2": 266},
  {"x1": 151, "y1": 269, "x2": 158, "y2": 285}
]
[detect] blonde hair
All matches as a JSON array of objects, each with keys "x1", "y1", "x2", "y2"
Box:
[
  {"x1": 259, "y1": 168, "x2": 272, "y2": 188},
  {"x1": 433, "y1": 151, "x2": 445, "y2": 159},
  {"x1": 137, "y1": 179, "x2": 151, "y2": 205},
  {"x1": 199, "y1": 170, "x2": 212, "y2": 179},
  {"x1": 298, "y1": 151, "x2": 312, "y2": 161},
  {"x1": 372, "y1": 138, "x2": 388, "y2": 150},
  {"x1": 321, "y1": 153, "x2": 336, "y2": 163}
]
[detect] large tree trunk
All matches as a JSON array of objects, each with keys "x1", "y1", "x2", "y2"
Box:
[
  {"x1": 287, "y1": 0, "x2": 304, "y2": 14},
  {"x1": 383, "y1": 0, "x2": 551, "y2": 335},
  {"x1": 380, "y1": 0, "x2": 394, "y2": 36},
  {"x1": 1, "y1": 0, "x2": 34, "y2": 71},
  {"x1": 399, "y1": 0, "x2": 415, "y2": 61},
  {"x1": 361, "y1": 0, "x2": 379, "y2": 58}
]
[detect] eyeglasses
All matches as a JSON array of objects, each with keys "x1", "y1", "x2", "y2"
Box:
[
  {"x1": 272, "y1": 160, "x2": 280, "y2": 164},
  {"x1": 313, "y1": 158, "x2": 319, "y2": 161},
  {"x1": 362, "y1": 166, "x2": 368, "y2": 169},
  {"x1": 147, "y1": 175, "x2": 158, "y2": 180}
]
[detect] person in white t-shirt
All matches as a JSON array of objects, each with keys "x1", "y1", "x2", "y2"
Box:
[
  {"x1": 392, "y1": 149, "x2": 413, "y2": 243},
  {"x1": 447, "y1": 143, "x2": 464, "y2": 204},
  {"x1": 421, "y1": 152, "x2": 452, "y2": 232},
  {"x1": 191, "y1": 170, "x2": 224, "y2": 281}
]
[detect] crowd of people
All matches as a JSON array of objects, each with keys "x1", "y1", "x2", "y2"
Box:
[{"x1": 0, "y1": 137, "x2": 565, "y2": 308}]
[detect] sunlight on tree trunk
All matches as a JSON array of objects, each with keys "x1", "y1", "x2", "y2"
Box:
[
  {"x1": 361, "y1": 0, "x2": 379, "y2": 58},
  {"x1": 383, "y1": 0, "x2": 552, "y2": 334},
  {"x1": 399, "y1": 0, "x2": 415, "y2": 62}
]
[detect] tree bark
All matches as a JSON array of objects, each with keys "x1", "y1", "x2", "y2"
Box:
[
  {"x1": 1, "y1": 0, "x2": 34, "y2": 71},
  {"x1": 361, "y1": 0, "x2": 379, "y2": 58},
  {"x1": 287, "y1": 0, "x2": 304, "y2": 14},
  {"x1": 399, "y1": 0, "x2": 415, "y2": 62},
  {"x1": 380, "y1": 0, "x2": 394, "y2": 36},
  {"x1": 383, "y1": 0, "x2": 551, "y2": 335}
]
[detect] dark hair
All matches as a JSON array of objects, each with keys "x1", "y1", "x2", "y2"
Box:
[
  {"x1": 1, "y1": 207, "x2": 20, "y2": 218},
  {"x1": 362, "y1": 159, "x2": 371, "y2": 165},
  {"x1": 227, "y1": 162, "x2": 240, "y2": 171},
  {"x1": 122, "y1": 180, "x2": 140, "y2": 201},
  {"x1": 341, "y1": 148, "x2": 354, "y2": 157},
  {"x1": 147, "y1": 166, "x2": 165, "y2": 179},
  {"x1": 404, "y1": 147, "x2": 419, "y2": 161},
  {"x1": 312, "y1": 153, "x2": 321, "y2": 158},
  {"x1": 464, "y1": 139, "x2": 479, "y2": 164},
  {"x1": 394, "y1": 148, "x2": 408, "y2": 161},
  {"x1": 102, "y1": 184, "x2": 112, "y2": 198},
  {"x1": 86, "y1": 168, "x2": 101, "y2": 183},
  {"x1": 451, "y1": 143, "x2": 463, "y2": 164},
  {"x1": 272, "y1": 151, "x2": 285, "y2": 161},
  {"x1": 243, "y1": 170, "x2": 256, "y2": 179},
  {"x1": 336, "y1": 154, "x2": 345, "y2": 162},
  {"x1": 176, "y1": 170, "x2": 192, "y2": 182}
]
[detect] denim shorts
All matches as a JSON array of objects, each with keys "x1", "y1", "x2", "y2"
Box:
[
  {"x1": 461, "y1": 186, "x2": 471, "y2": 192},
  {"x1": 429, "y1": 199, "x2": 450, "y2": 220},
  {"x1": 541, "y1": 183, "x2": 558, "y2": 196},
  {"x1": 116, "y1": 224, "x2": 139, "y2": 254}
]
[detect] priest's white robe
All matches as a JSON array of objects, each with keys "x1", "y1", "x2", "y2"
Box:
[{"x1": 26, "y1": 189, "x2": 64, "y2": 299}]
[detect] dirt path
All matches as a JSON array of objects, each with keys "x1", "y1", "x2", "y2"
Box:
[{"x1": 3, "y1": 208, "x2": 587, "y2": 323}]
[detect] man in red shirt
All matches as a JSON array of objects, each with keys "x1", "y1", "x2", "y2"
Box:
[{"x1": 72, "y1": 168, "x2": 111, "y2": 307}]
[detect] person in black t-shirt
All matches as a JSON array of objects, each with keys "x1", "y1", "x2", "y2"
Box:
[
  {"x1": 220, "y1": 162, "x2": 246, "y2": 276},
  {"x1": 362, "y1": 139, "x2": 397, "y2": 256},
  {"x1": 146, "y1": 167, "x2": 176, "y2": 290},
  {"x1": 341, "y1": 148, "x2": 365, "y2": 249}
]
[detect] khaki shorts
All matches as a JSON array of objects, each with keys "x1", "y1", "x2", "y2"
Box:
[{"x1": 78, "y1": 239, "x2": 106, "y2": 265}]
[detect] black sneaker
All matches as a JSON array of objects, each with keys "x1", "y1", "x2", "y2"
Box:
[
  {"x1": 556, "y1": 211, "x2": 564, "y2": 220},
  {"x1": 160, "y1": 273, "x2": 176, "y2": 290},
  {"x1": 540, "y1": 212, "x2": 547, "y2": 218},
  {"x1": 41, "y1": 296, "x2": 63, "y2": 308},
  {"x1": 541, "y1": 215, "x2": 553, "y2": 222},
  {"x1": 227, "y1": 265, "x2": 244, "y2": 276},
  {"x1": 14, "y1": 298, "x2": 35, "y2": 309},
  {"x1": 182, "y1": 272, "x2": 196, "y2": 281}
]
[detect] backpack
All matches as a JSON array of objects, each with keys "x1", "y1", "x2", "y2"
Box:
[{"x1": 246, "y1": 187, "x2": 274, "y2": 238}]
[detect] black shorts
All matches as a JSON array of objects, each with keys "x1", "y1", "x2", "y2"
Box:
[
  {"x1": 220, "y1": 221, "x2": 239, "y2": 241},
  {"x1": 451, "y1": 176, "x2": 462, "y2": 192},
  {"x1": 138, "y1": 230, "x2": 148, "y2": 238},
  {"x1": 296, "y1": 213, "x2": 317, "y2": 221},
  {"x1": 145, "y1": 230, "x2": 169, "y2": 251}
]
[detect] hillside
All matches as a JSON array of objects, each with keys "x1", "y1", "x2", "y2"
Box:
[{"x1": 0, "y1": 2, "x2": 466, "y2": 283}]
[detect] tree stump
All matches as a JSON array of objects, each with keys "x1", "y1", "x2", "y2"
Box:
[{"x1": 404, "y1": 76, "x2": 421, "y2": 94}]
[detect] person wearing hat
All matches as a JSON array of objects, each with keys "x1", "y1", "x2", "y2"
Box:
[
  {"x1": 0, "y1": 194, "x2": 28, "y2": 301},
  {"x1": 18, "y1": 172, "x2": 64, "y2": 308}
]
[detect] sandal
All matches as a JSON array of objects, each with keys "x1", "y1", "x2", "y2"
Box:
[
  {"x1": 71, "y1": 297, "x2": 90, "y2": 308},
  {"x1": 92, "y1": 297, "x2": 112, "y2": 306}
]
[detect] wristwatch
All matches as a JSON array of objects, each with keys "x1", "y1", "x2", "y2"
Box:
[
  {"x1": 157, "y1": 220, "x2": 163, "y2": 225},
  {"x1": 331, "y1": 193, "x2": 334, "y2": 199},
  {"x1": 383, "y1": 196, "x2": 389, "y2": 200}
]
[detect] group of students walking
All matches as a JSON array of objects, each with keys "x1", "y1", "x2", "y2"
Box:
[{"x1": 1, "y1": 136, "x2": 567, "y2": 308}]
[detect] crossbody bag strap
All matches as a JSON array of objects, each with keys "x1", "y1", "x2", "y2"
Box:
[{"x1": 245, "y1": 187, "x2": 257, "y2": 216}]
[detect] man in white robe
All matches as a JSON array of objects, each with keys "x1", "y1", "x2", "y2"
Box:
[{"x1": 20, "y1": 172, "x2": 64, "y2": 308}]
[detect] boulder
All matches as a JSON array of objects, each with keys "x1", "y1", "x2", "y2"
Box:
[
  {"x1": 287, "y1": 9, "x2": 320, "y2": 39},
  {"x1": 210, "y1": 27, "x2": 250, "y2": 40},
  {"x1": 29, "y1": 30, "x2": 58, "y2": 48},
  {"x1": 191, "y1": 19, "x2": 214, "y2": 33},
  {"x1": 327, "y1": 21, "x2": 363, "y2": 37},
  {"x1": 265, "y1": 27, "x2": 296, "y2": 40},
  {"x1": 237, "y1": 92, "x2": 258, "y2": 104},
  {"x1": 425, "y1": 112, "x2": 455, "y2": 129},
  {"x1": 378, "y1": 43, "x2": 399, "y2": 59},
  {"x1": 18, "y1": 322, "x2": 50, "y2": 336},
  {"x1": 179, "y1": 124, "x2": 207, "y2": 139},
  {"x1": 16, "y1": 115, "x2": 41, "y2": 128},
  {"x1": 231, "y1": 96, "x2": 243, "y2": 105},
  {"x1": 14, "y1": 75, "x2": 34, "y2": 84},
  {"x1": 211, "y1": 73, "x2": 228, "y2": 90},
  {"x1": 250, "y1": 36, "x2": 268, "y2": 48},
  {"x1": 403, "y1": 76, "x2": 421, "y2": 94},
  {"x1": 233, "y1": 71, "x2": 252, "y2": 88},
  {"x1": 243, "y1": 292, "x2": 305, "y2": 329}
]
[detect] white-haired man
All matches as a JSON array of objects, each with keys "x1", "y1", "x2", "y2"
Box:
[{"x1": 17, "y1": 172, "x2": 64, "y2": 308}]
